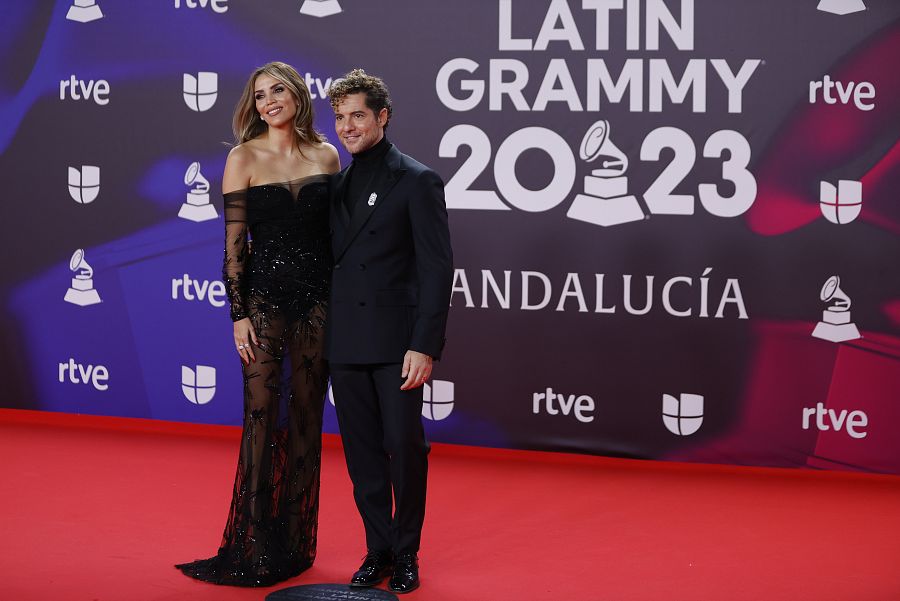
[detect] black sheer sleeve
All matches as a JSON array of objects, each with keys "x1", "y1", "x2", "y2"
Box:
[{"x1": 223, "y1": 190, "x2": 249, "y2": 322}]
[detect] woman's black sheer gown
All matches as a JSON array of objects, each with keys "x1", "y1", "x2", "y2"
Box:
[{"x1": 176, "y1": 174, "x2": 332, "y2": 587}]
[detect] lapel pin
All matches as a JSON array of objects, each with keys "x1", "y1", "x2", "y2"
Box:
[{"x1": 367, "y1": 193, "x2": 377, "y2": 206}]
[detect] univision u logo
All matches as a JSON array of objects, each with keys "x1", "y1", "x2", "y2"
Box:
[
  {"x1": 182, "y1": 365, "x2": 216, "y2": 405},
  {"x1": 423, "y1": 380, "x2": 455, "y2": 421},
  {"x1": 662, "y1": 393, "x2": 704, "y2": 436},
  {"x1": 68, "y1": 165, "x2": 100, "y2": 204},
  {"x1": 819, "y1": 180, "x2": 862, "y2": 225},
  {"x1": 183, "y1": 72, "x2": 218, "y2": 112}
]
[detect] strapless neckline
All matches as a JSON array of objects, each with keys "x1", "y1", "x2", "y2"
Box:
[{"x1": 246, "y1": 172, "x2": 329, "y2": 191}]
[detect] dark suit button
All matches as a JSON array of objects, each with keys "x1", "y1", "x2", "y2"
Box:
[
  {"x1": 369, "y1": 230, "x2": 376, "y2": 235},
  {"x1": 329, "y1": 228, "x2": 334, "y2": 235},
  {"x1": 358, "y1": 301, "x2": 366, "y2": 306},
  {"x1": 335, "y1": 263, "x2": 342, "y2": 270},
  {"x1": 358, "y1": 263, "x2": 366, "y2": 270}
]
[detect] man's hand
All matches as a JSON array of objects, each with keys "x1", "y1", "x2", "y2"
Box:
[{"x1": 400, "y1": 350, "x2": 433, "y2": 390}]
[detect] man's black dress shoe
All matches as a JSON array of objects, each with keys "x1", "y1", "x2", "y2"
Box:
[
  {"x1": 388, "y1": 552, "x2": 420, "y2": 594},
  {"x1": 350, "y1": 550, "x2": 393, "y2": 588}
]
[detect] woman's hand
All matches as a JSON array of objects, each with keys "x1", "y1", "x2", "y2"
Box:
[{"x1": 233, "y1": 318, "x2": 258, "y2": 365}]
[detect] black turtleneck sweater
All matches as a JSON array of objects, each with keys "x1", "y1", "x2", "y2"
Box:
[{"x1": 344, "y1": 135, "x2": 391, "y2": 216}]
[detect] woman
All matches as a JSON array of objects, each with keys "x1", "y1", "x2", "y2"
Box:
[{"x1": 176, "y1": 62, "x2": 340, "y2": 587}]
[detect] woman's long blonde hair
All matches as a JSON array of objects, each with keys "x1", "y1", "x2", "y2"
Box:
[{"x1": 232, "y1": 61, "x2": 324, "y2": 148}]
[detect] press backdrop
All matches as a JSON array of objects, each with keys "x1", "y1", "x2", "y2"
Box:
[{"x1": 2, "y1": 0, "x2": 899, "y2": 473}]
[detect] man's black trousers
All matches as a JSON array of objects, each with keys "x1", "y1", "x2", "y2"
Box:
[{"x1": 331, "y1": 362, "x2": 429, "y2": 554}]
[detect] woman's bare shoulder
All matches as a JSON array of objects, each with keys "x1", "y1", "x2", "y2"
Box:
[
  {"x1": 223, "y1": 143, "x2": 258, "y2": 192},
  {"x1": 307, "y1": 140, "x2": 341, "y2": 173},
  {"x1": 229, "y1": 139, "x2": 266, "y2": 163}
]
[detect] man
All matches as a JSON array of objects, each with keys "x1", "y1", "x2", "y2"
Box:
[{"x1": 326, "y1": 69, "x2": 453, "y2": 594}]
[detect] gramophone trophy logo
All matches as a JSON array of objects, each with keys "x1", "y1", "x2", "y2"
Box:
[
  {"x1": 811, "y1": 276, "x2": 861, "y2": 343},
  {"x1": 299, "y1": 0, "x2": 342, "y2": 17},
  {"x1": 66, "y1": 0, "x2": 103, "y2": 23},
  {"x1": 179, "y1": 162, "x2": 218, "y2": 222},
  {"x1": 567, "y1": 120, "x2": 644, "y2": 227},
  {"x1": 64, "y1": 249, "x2": 102, "y2": 306},
  {"x1": 817, "y1": 0, "x2": 866, "y2": 15}
]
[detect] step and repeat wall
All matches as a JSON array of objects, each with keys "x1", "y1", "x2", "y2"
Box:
[{"x1": 2, "y1": 0, "x2": 899, "y2": 473}]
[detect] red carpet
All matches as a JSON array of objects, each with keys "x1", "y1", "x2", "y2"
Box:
[{"x1": 1, "y1": 409, "x2": 899, "y2": 601}]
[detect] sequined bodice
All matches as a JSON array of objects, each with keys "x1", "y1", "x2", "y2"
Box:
[
  {"x1": 222, "y1": 173, "x2": 332, "y2": 323},
  {"x1": 245, "y1": 174, "x2": 330, "y2": 249}
]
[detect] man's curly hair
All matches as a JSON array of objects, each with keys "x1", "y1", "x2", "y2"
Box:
[{"x1": 328, "y1": 68, "x2": 393, "y2": 129}]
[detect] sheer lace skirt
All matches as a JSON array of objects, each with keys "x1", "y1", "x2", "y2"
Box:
[{"x1": 176, "y1": 300, "x2": 328, "y2": 587}]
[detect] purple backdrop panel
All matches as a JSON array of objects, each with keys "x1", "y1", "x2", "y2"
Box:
[{"x1": 2, "y1": 0, "x2": 899, "y2": 473}]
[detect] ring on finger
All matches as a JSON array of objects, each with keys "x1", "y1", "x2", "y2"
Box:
[{"x1": 238, "y1": 344, "x2": 245, "y2": 349}]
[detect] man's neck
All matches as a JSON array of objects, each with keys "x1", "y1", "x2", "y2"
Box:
[{"x1": 352, "y1": 135, "x2": 390, "y2": 163}]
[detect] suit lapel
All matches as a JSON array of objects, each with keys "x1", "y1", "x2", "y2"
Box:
[
  {"x1": 332, "y1": 166, "x2": 351, "y2": 226},
  {"x1": 335, "y1": 145, "x2": 406, "y2": 261}
]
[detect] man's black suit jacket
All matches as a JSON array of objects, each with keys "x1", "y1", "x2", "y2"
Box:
[{"x1": 325, "y1": 143, "x2": 453, "y2": 364}]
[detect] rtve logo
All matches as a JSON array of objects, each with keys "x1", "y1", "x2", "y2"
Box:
[
  {"x1": 662, "y1": 393, "x2": 703, "y2": 436},
  {"x1": 182, "y1": 365, "x2": 216, "y2": 405},
  {"x1": 60, "y1": 75, "x2": 110, "y2": 105},
  {"x1": 183, "y1": 72, "x2": 218, "y2": 112},
  {"x1": 423, "y1": 380, "x2": 455, "y2": 421},
  {"x1": 533, "y1": 387, "x2": 595, "y2": 423},
  {"x1": 66, "y1": 1, "x2": 103, "y2": 23},
  {"x1": 817, "y1": 0, "x2": 866, "y2": 16},
  {"x1": 171, "y1": 274, "x2": 227, "y2": 308},
  {"x1": 175, "y1": 0, "x2": 228, "y2": 13},
  {"x1": 68, "y1": 166, "x2": 100, "y2": 204},
  {"x1": 304, "y1": 73, "x2": 335, "y2": 100},
  {"x1": 58, "y1": 358, "x2": 109, "y2": 391},
  {"x1": 809, "y1": 75, "x2": 875, "y2": 111},
  {"x1": 802, "y1": 403, "x2": 868, "y2": 439},
  {"x1": 299, "y1": 0, "x2": 342, "y2": 18}
]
